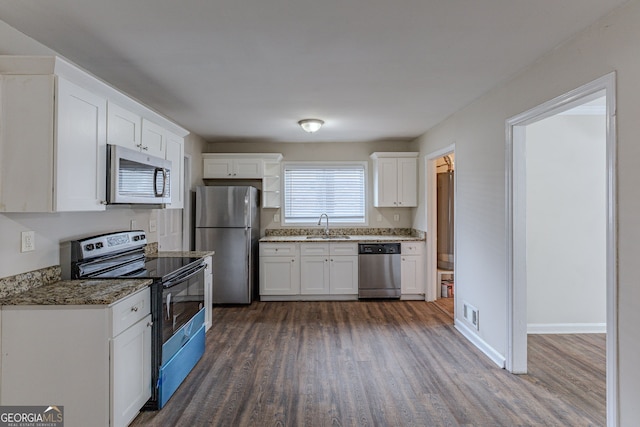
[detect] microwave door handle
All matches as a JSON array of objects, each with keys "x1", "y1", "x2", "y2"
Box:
[{"x1": 153, "y1": 167, "x2": 167, "y2": 197}]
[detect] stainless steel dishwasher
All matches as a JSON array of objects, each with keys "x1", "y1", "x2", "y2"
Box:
[{"x1": 358, "y1": 243, "x2": 401, "y2": 298}]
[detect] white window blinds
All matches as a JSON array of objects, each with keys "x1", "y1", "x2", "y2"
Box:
[{"x1": 283, "y1": 163, "x2": 366, "y2": 224}]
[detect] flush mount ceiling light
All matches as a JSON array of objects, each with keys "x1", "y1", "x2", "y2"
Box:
[{"x1": 298, "y1": 119, "x2": 324, "y2": 133}]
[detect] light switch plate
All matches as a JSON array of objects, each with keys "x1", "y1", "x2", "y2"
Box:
[{"x1": 149, "y1": 219, "x2": 157, "y2": 233}]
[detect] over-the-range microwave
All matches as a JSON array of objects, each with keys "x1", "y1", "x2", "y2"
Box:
[{"x1": 106, "y1": 144, "x2": 171, "y2": 205}]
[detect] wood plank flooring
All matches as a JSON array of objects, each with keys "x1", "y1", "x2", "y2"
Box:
[{"x1": 131, "y1": 301, "x2": 605, "y2": 426}]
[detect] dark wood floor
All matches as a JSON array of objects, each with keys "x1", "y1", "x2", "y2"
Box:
[{"x1": 131, "y1": 301, "x2": 605, "y2": 426}]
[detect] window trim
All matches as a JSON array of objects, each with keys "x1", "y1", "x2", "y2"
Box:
[{"x1": 281, "y1": 161, "x2": 369, "y2": 226}]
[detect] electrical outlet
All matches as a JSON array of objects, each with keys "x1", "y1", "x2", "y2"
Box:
[
  {"x1": 149, "y1": 219, "x2": 157, "y2": 233},
  {"x1": 21, "y1": 231, "x2": 35, "y2": 252},
  {"x1": 130, "y1": 220, "x2": 138, "y2": 230},
  {"x1": 273, "y1": 213, "x2": 280, "y2": 222},
  {"x1": 393, "y1": 213, "x2": 400, "y2": 222}
]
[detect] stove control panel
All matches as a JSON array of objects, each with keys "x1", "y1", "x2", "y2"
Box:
[{"x1": 74, "y1": 230, "x2": 146, "y2": 260}]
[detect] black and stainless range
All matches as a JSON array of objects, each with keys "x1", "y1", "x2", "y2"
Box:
[{"x1": 61, "y1": 230, "x2": 207, "y2": 409}]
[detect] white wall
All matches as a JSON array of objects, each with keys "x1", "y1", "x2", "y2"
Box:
[
  {"x1": 208, "y1": 140, "x2": 418, "y2": 233},
  {"x1": 525, "y1": 114, "x2": 606, "y2": 332},
  {"x1": 0, "y1": 21, "x2": 208, "y2": 278},
  {"x1": 413, "y1": 1, "x2": 640, "y2": 423}
]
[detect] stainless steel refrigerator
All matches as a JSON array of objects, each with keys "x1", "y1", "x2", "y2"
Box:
[{"x1": 195, "y1": 186, "x2": 259, "y2": 304}]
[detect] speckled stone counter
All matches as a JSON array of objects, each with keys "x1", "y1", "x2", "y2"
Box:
[
  {"x1": 0, "y1": 278, "x2": 152, "y2": 306},
  {"x1": 0, "y1": 265, "x2": 61, "y2": 299},
  {"x1": 260, "y1": 235, "x2": 423, "y2": 243}
]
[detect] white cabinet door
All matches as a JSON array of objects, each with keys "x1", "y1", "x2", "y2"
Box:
[
  {"x1": 55, "y1": 77, "x2": 107, "y2": 211},
  {"x1": 234, "y1": 158, "x2": 263, "y2": 178},
  {"x1": 301, "y1": 256, "x2": 330, "y2": 294},
  {"x1": 111, "y1": 314, "x2": 152, "y2": 427},
  {"x1": 375, "y1": 157, "x2": 399, "y2": 207},
  {"x1": 107, "y1": 102, "x2": 142, "y2": 152},
  {"x1": 397, "y1": 157, "x2": 418, "y2": 207},
  {"x1": 203, "y1": 158, "x2": 234, "y2": 178},
  {"x1": 260, "y1": 256, "x2": 300, "y2": 295},
  {"x1": 330, "y1": 256, "x2": 359, "y2": 294},
  {"x1": 165, "y1": 131, "x2": 184, "y2": 209},
  {"x1": 141, "y1": 118, "x2": 166, "y2": 158},
  {"x1": 401, "y1": 255, "x2": 425, "y2": 295}
]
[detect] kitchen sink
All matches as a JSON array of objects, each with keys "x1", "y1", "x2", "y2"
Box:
[{"x1": 305, "y1": 235, "x2": 351, "y2": 240}]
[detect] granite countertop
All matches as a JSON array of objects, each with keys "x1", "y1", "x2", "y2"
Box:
[
  {"x1": 260, "y1": 235, "x2": 423, "y2": 243},
  {"x1": 0, "y1": 278, "x2": 152, "y2": 306},
  {"x1": 147, "y1": 250, "x2": 214, "y2": 258}
]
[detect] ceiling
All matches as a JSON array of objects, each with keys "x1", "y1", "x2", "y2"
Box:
[{"x1": 0, "y1": 0, "x2": 628, "y2": 143}]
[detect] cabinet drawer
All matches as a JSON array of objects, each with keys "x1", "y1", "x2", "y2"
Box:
[
  {"x1": 260, "y1": 243, "x2": 298, "y2": 256},
  {"x1": 301, "y1": 243, "x2": 329, "y2": 256},
  {"x1": 330, "y1": 243, "x2": 358, "y2": 256},
  {"x1": 401, "y1": 242, "x2": 424, "y2": 255},
  {"x1": 111, "y1": 287, "x2": 151, "y2": 336}
]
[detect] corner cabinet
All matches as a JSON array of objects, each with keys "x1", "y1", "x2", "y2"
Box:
[
  {"x1": 0, "y1": 74, "x2": 107, "y2": 212},
  {"x1": 370, "y1": 152, "x2": 419, "y2": 208},
  {"x1": 0, "y1": 288, "x2": 152, "y2": 427}
]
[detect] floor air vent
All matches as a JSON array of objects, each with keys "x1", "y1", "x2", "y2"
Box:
[{"x1": 463, "y1": 302, "x2": 479, "y2": 330}]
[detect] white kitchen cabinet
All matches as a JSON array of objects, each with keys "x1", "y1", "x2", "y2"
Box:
[
  {"x1": 0, "y1": 74, "x2": 107, "y2": 212},
  {"x1": 0, "y1": 288, "x2": 152, "y2": 427},
  {"x1": 293, "y1": 242, "x2": 358, "y2": 297},
  {"x1": 300, "y1": 244, "x2": 330, "y2": 294},
  {"x1": 141, "y1": 118, "x2": 167, "y2": 158},
  {"x1": 165, "y1": 130, "x2": 185, "y2": 208},
  {"x1": 107, "y1": 101, "x2": 142, "y2": 152},
  {"x1": 370, "y1": 152, "x2": 419, "y2": 208},
  {"x1": 203, "y1": 156, "x2": 263, "y2": 179},
  {"x1": 262, "y1": 157, "x2": 283, "y2": 208},
  {"x1": 329, "y1": 243, "x2": 359, "y2": 295},
  {"x1": 0, "y1": 55, "x2": 190, "y2": 213},
  {"x1": 259, "y1": 243, "x2": 300, "y2": 296},
  {"x1": 204, "y1": 255, "x2": 213, "y2": 331},
  {"x1": 401, "y1": 241, "x2": 426, "y2": 298}
]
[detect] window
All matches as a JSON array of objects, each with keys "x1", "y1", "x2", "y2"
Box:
[{"x1": 283, "y1": 162, "x2": 367, "y2": 225}]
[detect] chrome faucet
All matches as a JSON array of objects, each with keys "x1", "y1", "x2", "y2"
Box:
[{"x1": 317, "y1": 213, "x2": 330, "y2": 237}]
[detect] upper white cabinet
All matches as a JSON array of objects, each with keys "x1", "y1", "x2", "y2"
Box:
[
  {"x1": 203, "y1": 154, "x2": 263, "y2": 179},
  {"x1": 141, "y1": 118, "x2": 167, "y2": 158},
  {"x1": 107, "y1": 102, "x2": 142, "y2": 152},
  {"x1": 370, "y1": 152, "x2": 419, "y2": 208},
  {"x1": 0, "y1": 74, "x2": 107, "y2": 212},
  {"x1": 0, "y1": 55, "x2": 188, "y2": 212},
  {"x1": 203, "y1": 153, "x2": 283, "y2": 208}
]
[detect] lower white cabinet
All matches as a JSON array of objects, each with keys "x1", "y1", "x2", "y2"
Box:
[
  {"x1": 0, "y1": 288, "x2": 152, "y2": 427},
  {"x1": 401, "y1": 242, "x2": 426, "y2": 298},
  {"x1": 259, "y1": 243, "x2": 301, "y2": 296},
  {"x1": 261, "y1": 242, "x2": 357, "y2": 300}
]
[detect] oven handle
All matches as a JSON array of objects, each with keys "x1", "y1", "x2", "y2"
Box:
[{"x1": 163, "y1": 263, "x2": 206, "y2": 288}]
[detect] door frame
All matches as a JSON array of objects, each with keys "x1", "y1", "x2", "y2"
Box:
[
  {"x1": 505, "y1": 72, "x2": 617, "y2": 425},
  {"x1": 425, "y1": 144, "x2": 456, "y2": 303}
]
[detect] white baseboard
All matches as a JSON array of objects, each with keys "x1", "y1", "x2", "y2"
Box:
[
  {"x1": 455, "y1": 320, "x2": 506, "y2": 368},
  {"x1": 527, "y1": 323, "x2": 606, "y2": 334}
]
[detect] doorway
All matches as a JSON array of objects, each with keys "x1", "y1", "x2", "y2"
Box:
[
  {"x1": 426, "y1": 145, "x2": 456, "y2": 316},
  {"x1": 506, "y1": 73, "x2": 616, "y2": 425}
]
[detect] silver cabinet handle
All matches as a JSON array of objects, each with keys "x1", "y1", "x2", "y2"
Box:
[{"x1": 131, "y1": 306, "x2": 139, "y2": 312}]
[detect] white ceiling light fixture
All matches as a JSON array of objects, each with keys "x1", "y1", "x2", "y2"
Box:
[{"x1": 298, "y1": 119, "x2": 324, "y2": 133}]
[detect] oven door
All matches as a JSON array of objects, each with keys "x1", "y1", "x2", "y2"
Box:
[{"x1": 161, "y1": 264, "x2": 206, "y2": 350}]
